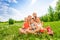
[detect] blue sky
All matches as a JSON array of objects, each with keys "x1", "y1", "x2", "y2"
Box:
[{"x1": 0, "y1": 0, "x2": 58, "y2": 22}]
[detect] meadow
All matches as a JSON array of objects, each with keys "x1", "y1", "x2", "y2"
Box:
[{"x1": 0, "y1": 21, "x2": 60, "y2": 40}]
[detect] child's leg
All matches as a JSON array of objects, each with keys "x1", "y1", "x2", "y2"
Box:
[
  {"x1": 48, "y1": 31, "x2": 53, "y2": 34},
  {"x1": 19, "y1": 28, "x2": 27, "y2": 34},
  {"x1": 26, "y1": 27, "x2": 34, "y2": 33},
  {"x1": 27, "y1": 29, "x2": 34, "y2": 33},
  {"x1": 47, "y1": 31, "x2": 53, "y2": 36}
]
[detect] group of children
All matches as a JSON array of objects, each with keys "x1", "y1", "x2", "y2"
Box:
[{"x1": 19, "y1": 12, "x2": 53, "y2": 36}]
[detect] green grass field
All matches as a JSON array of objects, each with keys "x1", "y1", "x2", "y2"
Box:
[{"x1": 0, "y1": 21, "x2": 60, "y2": 40}]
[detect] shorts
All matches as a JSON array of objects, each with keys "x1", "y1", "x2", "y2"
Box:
[
  {"x1": 40, "y1": 29, "x2": 45, "y2": 33},
  {"x1": 22, "y1": 28, "x2": 27, "y2": 31},
  {"x1": 30, "y1": 28, "x2": 36, "y2": 30}
]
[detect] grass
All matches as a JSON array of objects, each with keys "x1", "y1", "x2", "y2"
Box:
[{"x1": 0, "y1": 21, "x2": 60, "y2": 40}]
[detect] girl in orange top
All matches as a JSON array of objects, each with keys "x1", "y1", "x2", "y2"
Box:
[
  {"x1": 23, "y1": 22, "x2": 29, "y2": 29},
  {"x1": 19, "y1": 17, "x2": 29, "y2": 34}
]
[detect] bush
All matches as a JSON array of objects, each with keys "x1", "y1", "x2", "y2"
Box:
[{"x1": 9, "y1": 18, "x2": 14, "y2": 25}]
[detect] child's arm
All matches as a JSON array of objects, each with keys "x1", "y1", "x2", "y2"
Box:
[
  {"x1": 34, "y1": 22, "x2": 38, "y2": 28},
  {"x1": 28, "y1": 24, "x2": 32, "y2": 30},
  {"x1": 22, "y1": 25, "x2": 24, "y2": 28}
]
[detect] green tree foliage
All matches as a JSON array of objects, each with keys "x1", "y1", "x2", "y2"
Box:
[
  {"x1": 40, "y1": 0, "x2": 60, "y2": 22},
  {"x1": 9, "y1": 18, "x2": 14, "y2": 25},
  {"x1": 40, "y1": 6, "x2": 54, "y2": 22},
  {"x1": 41, "y1": 14, "x2": 49, "y2": 22},
  {"x1": 55, "y1": 0, "x2": 60, "y2": 20},
  {"x1": 48, "y1": 6, "x2": 54, "y2": 21},
  {"x1": 56, "y1": 0, "x2": 60, "y2": 11},
  {"x1": 54, "y1": 11, "x2": 59, "y2": 21}
]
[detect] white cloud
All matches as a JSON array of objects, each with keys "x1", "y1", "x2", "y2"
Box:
[
  {"x1": 0, "y1": 7, "x2": 24, "y2": 22},
  {"x1": 0, "y1": 3, "x2": 9, "y2": 15},
  {"x1": 12, "y1": 0, "x2": 17, "y2": 3},
  {"x1": 7, "y1": 0, "x2": 18, "y2": 3},
  {"x1": 0, "y1": 1, "x2": 23, "y2": 22},
  {"x1": 50, "y1": 0, "x2": 58, "y2": 8},
  {"x1": 30, "y1": 0, "x2": 37, "y2": 5},
  {"x1": 8, "y1": 7, "x2": 24, "y2": 21},
  {"x1": 0, "y1": 16, "x2": 7, "y2": 22}
]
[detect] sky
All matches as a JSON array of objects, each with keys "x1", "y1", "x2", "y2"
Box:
[{"x1": 0, "y1": 0, "x2": 58, "y2": 22}]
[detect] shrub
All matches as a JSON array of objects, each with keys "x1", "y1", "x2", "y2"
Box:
[{"x1": 9, "y1": 18, "x2": 14, "y2": 25}]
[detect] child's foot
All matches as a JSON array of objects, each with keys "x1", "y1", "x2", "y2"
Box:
[{"x1": 49, "y1": 34, "x2": 53, "y2": 37}]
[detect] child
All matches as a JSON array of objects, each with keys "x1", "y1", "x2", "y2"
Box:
[
  {"x1": 35, "y1": 18, "x2": 45, "y2": 33},
  {"x1": 19, "y1": 17, "x2": 29, "y2": 34},
  {"x1": 30, "y1": 18, "x2": 37, "y2": 30},
  {"x1": 27, "y1": 18, "x2": 37, "y2": 33}
]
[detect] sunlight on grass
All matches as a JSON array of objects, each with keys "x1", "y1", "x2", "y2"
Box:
[{"x1": 0, "y1": 21, "x2": 60, "y2": 40}]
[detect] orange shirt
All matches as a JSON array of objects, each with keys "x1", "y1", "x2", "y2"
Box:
[{"x1": 24, "y1": 22, "x2": 29, "y2": 29}]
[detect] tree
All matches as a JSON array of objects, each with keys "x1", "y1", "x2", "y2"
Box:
[
  {"x1": 55, "y1": 0, "x2": 60, "y2": 20},
  {"x1": 54, "y1": 11, "x2": 59, "y2": 21},
  {"x1": 40, "y1": 14, "x2": 50, "y2": 22},
  {"x1": 40, "y1": 0, "x2": 60, "y2": 22},
  {"x1": 9, "y1": 18, "x2": 14, "y2": 25},
  {"x1": 48, "y1": 6, "x2": 54, "y2": 21}
]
